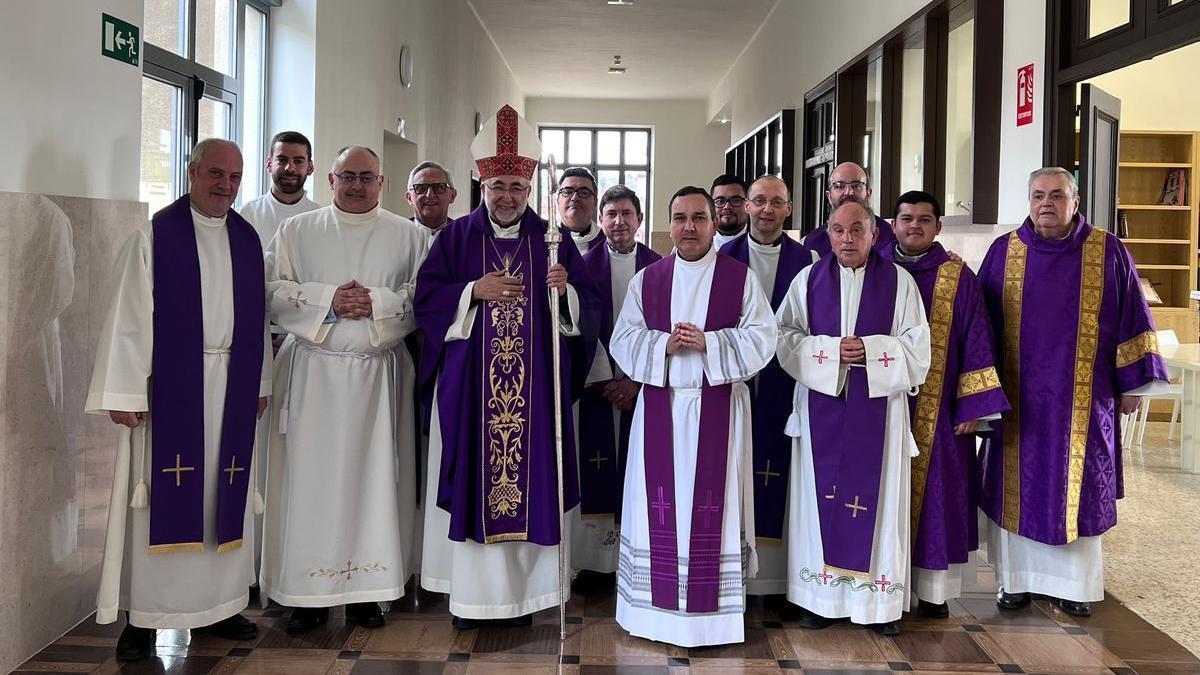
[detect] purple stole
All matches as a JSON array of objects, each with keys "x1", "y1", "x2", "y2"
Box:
[
  {"x1": 805, "y1": 252, "x2": 896, "y2": 575},
  {"x1": 802, "y1": 216, "x2": 897, "y2": 259},
  {"x1": 578, "y1": 242, "x2": 661, "y2": 517},
  {"x1": 149, "y1": 195, "x2": 265, "y2": 553},
  {"x1": 640, "y1": 253, "x2": 747, "y2": 612},
  {"x1": 719, "y1": 233, "x2": 811, "y2": 539}
]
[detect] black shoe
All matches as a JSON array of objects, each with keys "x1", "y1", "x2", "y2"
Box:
[
  {"x1": 496, "y1": 613, "x2": 533, "y2": 627},
  {"x1": 996, "y1": 589, "x2": 1031, "y2": 611},
  {"x1": 570, "y1": 570, "x2": 616, "y2": 595},
  {"x1": 869, "y1": 620, "x2": 901, "y2": 636},
  {"x1": 345, "y1": 602, "x2": 385, "y2": 629},
  {"x1": 206, "y1": 613, "x2": 258, "y2": 640},
  {"x1": 796, "y1": 607, "x2": 835, "y2": 630},
  {"x1": 917, "y1": 599, "x2": 950, "y2": 619},
  {"x1": 1054, "y1": 597, "x2": 1092, "y2": 617},
  {"x1": 286, "y1": 607, "x2": 329, "y2": 635},
  {"x1": 115, "y1": 624, "x2": 154, "y2": 661},
  {"x1": 451, "y1": 615, "x2": 479, "y2": 630}
]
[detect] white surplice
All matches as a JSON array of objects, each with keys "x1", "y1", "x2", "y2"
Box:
[
  {"x1": 239, "y1": 191, "x2": 320, "y2": 246},
  {"x1": 713, "y1": 225, "x2": 748, "y2": 252},
  {"x1": 776, "y1": 260, "x2": 930, "y2": 625},
  {"x1": 418, "y1": 219, "x2": 584, "y2": 619},
  {"x1": 609, "y1": 246, "x2": 778, "y2": 647},
  {"x1": 572, "y1": 245, "x2": 642, "y2": 573},
  {"x1": 86, "y1": 209, "x2": 272, "y2": 629},
  {"x1": 259, "y1": 204, "x2": 423, "y2": 607}
]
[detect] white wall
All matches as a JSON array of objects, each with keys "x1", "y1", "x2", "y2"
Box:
[
  {"x1": 0, "y1": 0, "x2": 144, "y2": 200},
  {"x1": 269, "y1": 0, "x2": 523, "y2": 210},
  {"x1": 708, "y1": 0, "x2": 929, "y2": 142},
  {"x1": 1086, "y1": 39, "x2": 1200, "y2": 131},
  {"x1": 524, "y1": 98, "x2": 729, "y2": 236},
  {"x1": 996, "y1": 0, "x2": 1048, "y2": 224}
]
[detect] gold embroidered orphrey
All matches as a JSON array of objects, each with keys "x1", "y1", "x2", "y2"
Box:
[
  {"x1": 1000, "y1": 232, "x2": 1027, "y2": 532},
  {"x1": 1115, "y1": 330, "x2": 1159, "y2": 369},
  {"x1": 1065, "y1": 227, "x2": 1106, "y2": 542},
  {"x1": 482, "y1": 238, "x2": 533, "y2": 542},
  {"x1": 910, "y1": 260, "x2": 962, "y2": 537},
  {"x1": 958, "y1": 366, "x2": 1002, "y2": 398}
]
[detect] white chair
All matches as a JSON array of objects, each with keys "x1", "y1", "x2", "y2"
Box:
[{"x1": 1133, "y1": 329, "x2": 1182, "y2": 447}]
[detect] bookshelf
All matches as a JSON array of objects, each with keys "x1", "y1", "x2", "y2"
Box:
[{"x1": 1117, "y1": 130, "x2": 1199, "y2": 342}]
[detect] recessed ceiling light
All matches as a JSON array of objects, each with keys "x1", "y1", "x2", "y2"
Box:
[
  {"x1": 607, "y1": 0, "x2": 635, "y2": 5},
  {"x1": 608, "y1": 67, "x2": 627, "y2": 75},
  {"x1": 718, "y1": 118, "x2": 730, "y2": 124}
]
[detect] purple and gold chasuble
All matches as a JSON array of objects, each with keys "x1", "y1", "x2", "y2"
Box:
[
  {"x1": 881, "y1": 243, "x2": 1009, "y2": 570},
  {"x1": 577, "y1": 242, "x2": 662, "y2": 518},
  {"x1": 802, "y1": 216, "x2": 898, "y2": 260},
  {"x1": 640, "y1": 254, "x2": 747, "y2": 612},
  {"x1": 149, "y1": 195, "x2": 265, "y2": 553},
  {"x1": 978, "y1": 216, "x2": 1167, "y2": 546},
  {"x1": 719, "y1": 233, "x2": 812, "y2": 540},
  {"x1": 414, "y1": 206, "x2": 600, "y2": 546},
  {"x1": 805, "y1": 252, "x2": 896, "y2": 576}
]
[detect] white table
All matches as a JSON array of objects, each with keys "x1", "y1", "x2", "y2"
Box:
[{"x1": 1159, "y1": 343, "x2": 1200, "y2": 473}]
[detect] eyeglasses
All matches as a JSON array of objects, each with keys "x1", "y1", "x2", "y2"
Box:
[
  {"x1": 411, "y1": 182, "x2": 451, "y2": 196},
  {"x1": 713, "y1": 196, "x2": 746, "y2": 207},
  {"x1": 750, "y1": 197, "x2": 789, "y2": 209},
  {"x1": 334, "y1": 172, "x2": 381, "y2": 186},
  {"x1": 485, "y1": 183, "x2": 530, "y2": 195},
  {"x1": 557, "y1": 187, "x2": 595, "y2": 200},
  {"x1": 829, "y1": 180, "x2": 867, "y2": 193}
]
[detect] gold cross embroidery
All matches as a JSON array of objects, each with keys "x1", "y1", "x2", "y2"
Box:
[
  {"x1": 589, "y1": 448, "x2": 608, "y2": 471},
  {"x1": 844, "y1": 494, "x2": 869, "y2": 518},
  {"x1": 756, "y1": 460, "x2": 781, "y2": 487},
  {"x1": 162, "y1": 453, "x2": 195, "y2": 487},
  {"x1": 287, "y1": 290, "x2": 307, "y2": 308},
  {"x1": 223, "y1": 455, "x2": 245, "y2": 485}
]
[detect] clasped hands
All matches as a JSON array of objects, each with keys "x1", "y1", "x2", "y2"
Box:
[
  {"x1": 472, "y1": 263, "x2": 568, "y2": 303},
  {"x1": 593, "y1": 376, "x2": 640, "y2": 412},
  {"x1": 665, "y1": 322, "x2": 706, "y2": 355},
  {"x1": 839, "y1": 336, "x2": 866, "y2": 364},
  {"x1": 333, "y1": 280, "x2": 373, "y2": 319},
  {"x1": 110, "y1": 397, "x2": 269, "y2": 427}
]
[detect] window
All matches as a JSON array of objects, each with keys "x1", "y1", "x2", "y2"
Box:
[
  {"x1": 139, "y1": 0, "x2": 270, "y2": 213},
  {"x1": 537, "y1": 126, "x2": 652, "y2": 232},
  {"x1": 944, "y1": 12, "x2": 975, "y2": 216}
]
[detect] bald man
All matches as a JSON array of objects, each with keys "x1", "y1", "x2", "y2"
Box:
[
  {"x1": 260, "y1": 145, "x2": 427, "y2": 634},
  {"x1": 802, "y1": 163, "x2": 898, "y2": 259}
]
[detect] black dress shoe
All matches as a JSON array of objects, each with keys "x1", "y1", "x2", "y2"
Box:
[
  {"x1": 451, "y1": 615, "x2": 479, "y2": 630},
  {"x1": 996, "y1": 589, "x2": 1031, "y2": 610},
  {"x1": 345, "y1": 602, "x2": 385, "y2": 629},
  {"x1": 115, "y1": 624, "x2": 155, "y2": 661},
  {"x1": 796, "y1": 607, "x2": 835, "y2": 630},
  {"x1": 206, "y1": 613, "x2": 258, "y2": 640},
  {"x1": 917, "y1": 599, "x2": 950, "y2": 619},
  {"x1": 286, "y1": 607, "x2": 329, "y2": 635},
  {"x1": 869, "y1": 620, "x2": 901, "y2": 636},
  {"x1": 570, "y1": 570, "x2": 616, "y2": 595},
  {"x1": 497, "y1": 613, "x2": 533, "y2": 627},
  {"x1": 1054, "y1": 597, "x2": 1092, "y2": 617}
]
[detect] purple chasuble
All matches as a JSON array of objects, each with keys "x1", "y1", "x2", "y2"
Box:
[
  {"x1": 149, "y1": 195, "x2": 265, "y2": 553},
  {"x1": 720, "y1": 233, "x2": 812, "y2": 539},
  {"x1": 578, "y1": 242, "x2": 662, "y2": 517},
  {"x1": 977, "y1": 215, "x2": 1167, "y2": 545},
  {"x1": 640, "y1": 253, "x2": 747, "y2": 612},
  {"x1": 802, "y1": 215, "x2": 897, "y2": 260},
  {"x1": 882, "y1": 243, "x2": 1009, "y2": 570},
  {"x1": 414, "y1": 205, "x2": 602, "y2": 545},
  {"x1": 805, "y1": 251, "x2": 896, "y2": 575}
]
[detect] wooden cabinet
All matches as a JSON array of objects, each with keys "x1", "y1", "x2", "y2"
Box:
[{"x1": 1117, "y1": 130, "x2": 1199, "y2": 342}]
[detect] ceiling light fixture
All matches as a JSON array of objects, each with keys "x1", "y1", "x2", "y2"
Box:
[
  {"x1": 607, "y1": 0, "x2": 635, "y2": 5},
  {"x1": 608, "y1": 67, "x2": 626, "y2": 75}
]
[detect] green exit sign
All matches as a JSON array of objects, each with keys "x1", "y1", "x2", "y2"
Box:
[{"x1": 101, "y1": 14, "x2": 140, "y2": 66}]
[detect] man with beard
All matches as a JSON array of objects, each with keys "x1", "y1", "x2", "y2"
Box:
[
  {"x1": 801, "y1": 163, "x2": 897, "y2": 259},
  {"x1": 405, "y1": 160, "x2": 458, "y2": 247},
  {"x1": 557, "y1": 166, "x2": 605, "y2": 254},
  {"x1": 240, "y1": 131, "x2": 320, "y2": 246},
  {"x1": 711, "y1": 174, "x2": 750, "y2": 250}
]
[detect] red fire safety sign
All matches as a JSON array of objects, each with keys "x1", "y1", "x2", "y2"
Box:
[{"x1": 1017, "y1": 64, "x2": 1035, "y2": 127}]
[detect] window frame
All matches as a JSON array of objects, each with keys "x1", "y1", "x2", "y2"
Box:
[
  {"x1": 537, "y1": 125, "x2": 654, "y2": 230},
  {"x1": 140, "y1": 0, "x2": 270, "y2": 207}
]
